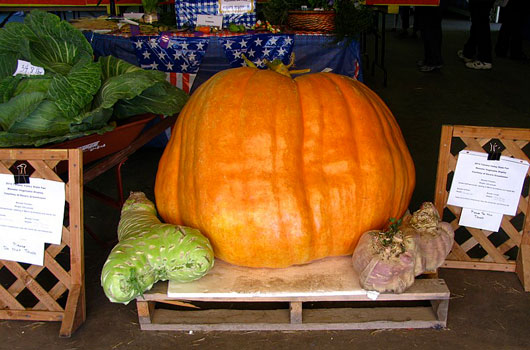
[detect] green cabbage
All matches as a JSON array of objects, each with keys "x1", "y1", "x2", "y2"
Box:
[
  {"x1": 0, "y1": 10, "x2": 188, "y2": 147},
  {"x1": 101, "y1": 192, "x2": 215, "y2": 304}
]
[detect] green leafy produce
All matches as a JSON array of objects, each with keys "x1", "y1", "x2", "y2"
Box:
[
  {"x1": 101, "y1": 192, "x2": 215, "y2": 304},
  {"x1": 0, "y1": 10, "x2": 188, "y2": 147}
]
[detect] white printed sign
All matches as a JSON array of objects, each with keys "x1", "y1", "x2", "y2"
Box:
[
  {"x1": 459, "y1": 208, "x2": 504, "y2": 232},
  {"x1": 196, "y1": 14, "x2": 223, "y2": 27},
  {"x1": 0, "y1": 174, "x2": 65, "y2": 245},
  {"x1": 219, "y1": 0, "x2": 253, "y2": 14},
  {"x1": 447, "y1": 150, "x2": 529, "y2": 216},
  {"x1": 13, "y1": 60, "x2": 45, "y2": 76}
]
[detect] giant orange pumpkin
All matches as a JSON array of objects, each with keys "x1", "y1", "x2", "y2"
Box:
[{"x1": 155, "y1": 64, "x2": 415, "y2": 268}]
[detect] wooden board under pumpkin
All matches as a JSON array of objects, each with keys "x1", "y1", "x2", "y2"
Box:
[
  {"x1": 0, "y1": 149, "x2": 85, "y2": 337},
  {"x1": 434, "y1": 125, "x2": 530, "y2": 291}
]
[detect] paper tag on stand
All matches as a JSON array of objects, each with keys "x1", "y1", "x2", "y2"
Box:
[
  {"x1": 196, "y1": 14, "x2": 223, "y2": 28},
  {"x1": 0, "y1": 174, "x2": 65, "y2": 245},
  {"x1": 0, "y1": 235, "x2": 44, "y2": 266},
  {"x1": 13, "y1": 60, "x2": 45, "y2": 76},
  {"x1": 459, "y1": 208, "x2": 504, "y2": 232},
  {"x1": 447, "y1": 150, "x2": 529, "y2": 216}
]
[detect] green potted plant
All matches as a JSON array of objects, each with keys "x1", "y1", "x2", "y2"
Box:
[{"x1": 142, "y1": 0, "x2": 160, "y2": 23}]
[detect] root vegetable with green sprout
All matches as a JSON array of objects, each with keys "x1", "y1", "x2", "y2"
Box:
[{"x1": 101, "y1": 192, "x2": 214, "y2": 304}]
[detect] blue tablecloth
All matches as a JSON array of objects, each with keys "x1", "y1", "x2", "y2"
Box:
[
  {"x1": 84, "y1": 32, "x2": 363, "y2": 93},
  {"x1": 84, "y1": 32, "x2": 362, "y2": 146}
]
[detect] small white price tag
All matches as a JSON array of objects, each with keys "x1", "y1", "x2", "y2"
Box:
[
  {"x1": 196, "y1": 14, "x2": 223, "y2": 27},
  {"x1": 366, "y1": 290, "x2": 380, "y2": 300},
  {"x1": 13, "y1": 60, "x2": 45, "y2": 76}
]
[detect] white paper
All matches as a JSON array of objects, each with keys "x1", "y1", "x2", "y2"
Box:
[
  {"x1": 196, "y1": 14, "x2": 223, "y2": 27},
  {"x1": 459, "y1": 208, "x2": 504, "y2": 232},
  {"x1": 13, "y1": 60, "x2": 45, "y2": 76},
  {"x1": 447, "y1": 151, "x2": 529, "y2": 216},
  {"x1": 0, "y1": 235, "x2": 44, "y2": 266},
  {"x1": 366, "y1": 290, "x2": 380, "y2": 300},
  {"x1": 219, "y1": 0, "x2": 253, "y2": 14},
  {"x1": 123, "y1": 12, "x2": 144, "y2": 20},
  {"x1": 0, "y1": 174, "x2": 65, "y2": 245}
]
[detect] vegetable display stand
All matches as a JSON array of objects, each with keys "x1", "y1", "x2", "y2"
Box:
[
  {"x1": 136, "y1": 256, "x2": 450, "y2": 331},
  {"x1": 0, "y1": 149, "x2": 85, "y2": 337},
  {"x1": 434, "y1": 125, "x2": 530, "y2": 291}
]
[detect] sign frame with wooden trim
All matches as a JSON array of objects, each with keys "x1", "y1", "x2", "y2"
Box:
[
  {"x1": 0, "y1": 149, "x2": 85, "y2": 337},
  {"x1": 434, "y1": 125, "x2": 530, "y2": 291}
]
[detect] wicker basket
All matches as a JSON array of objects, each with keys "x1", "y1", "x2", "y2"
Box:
[{"x1": 287, "y1": 10, "x2": 336, "y2": 32}]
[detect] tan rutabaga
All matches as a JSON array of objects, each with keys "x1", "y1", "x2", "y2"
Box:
[
  {"x1": 101, "y1": 192, "x2": 214, "y2": 304},
  {"x1": 352, "y1": 202, "x2": 454, "y2": 293}
]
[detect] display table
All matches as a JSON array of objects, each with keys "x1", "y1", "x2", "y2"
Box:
[
  {"x1": 84, "y1": 31, "x2": 363, "y2": 94},
  {"x1": 0, "y1": 1, "x2": 141, "y2": 14}
]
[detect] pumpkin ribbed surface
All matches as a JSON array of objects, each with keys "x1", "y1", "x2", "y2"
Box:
[{"x1": 155, "y1": 67, "x2": 415, "y2": 268}]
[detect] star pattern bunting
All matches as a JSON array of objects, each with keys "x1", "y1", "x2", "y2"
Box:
[
  {"x1": 219, "y1": 34, "x2": 295, "y2": 69},
  {"x1": 132, "y1": 35, "x2": 209, "y2": 74}
]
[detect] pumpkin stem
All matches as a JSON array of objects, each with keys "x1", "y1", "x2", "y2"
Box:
[
  {"x1": 242, "y1": 53, "x2": 310, "y2": 78},
  {"x1": 242, "y1": 54, "x2": 257, "y2": 68}
]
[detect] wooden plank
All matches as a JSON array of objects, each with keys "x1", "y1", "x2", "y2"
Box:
[
  {"x1": 0, "y1": 310, "x2": 63, "y2": 322},
  {"x1": 431, "y1": 299, "x2": 449, "y2": 326},
  {"x1": 60, "y1": 284, "x2": 85, "y2": 338},
  {"x1": 140, "y1": 306, "x2": 445, "y2": 331},
  {"x1": 442, "y1": 260, "x2": 516, "y2": 272},
  {"x1": 0, "y1": 149, "x2": 69, "y2": 160},
  {"x1": 161, "y1": 256, "x2": 449, "y2": 302},
  {"x1": 68, "y1": 149, "x2": 84, "y2": 287},
  {"x1": 515, "y1": 244, "x2": 530, "y2": 291},
  {"x1": 434, "y1": 125, "x2": 453, "y2": 214},
  {"x1": 137, "y1": 301, "x2": 155, "y2": 325},
  {"x1": 290, "y1": 302, "x2": 302, "y2": 324},
  {"x1": 452, "y1": 125, "x2": 530, "y2": 140}
]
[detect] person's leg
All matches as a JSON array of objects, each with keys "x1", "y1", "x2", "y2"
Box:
[
  {"x1": 495, "y1": 2, "x2": 512, "y2": 56},
  {"x1": 463, "y1": 1, "x2": 479, "y2": 59},
  {"x1": 475, "y1": 0, "x2": 494, "y2": 63}
]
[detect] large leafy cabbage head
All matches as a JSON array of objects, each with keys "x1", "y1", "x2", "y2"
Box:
[{"x1": 0, "y1": 10, "x2": 188, "y2": 148}]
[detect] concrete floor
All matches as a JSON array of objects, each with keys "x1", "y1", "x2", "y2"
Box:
[{"x1": 1, "y1": 16, "x2": 530, "y2": 350}]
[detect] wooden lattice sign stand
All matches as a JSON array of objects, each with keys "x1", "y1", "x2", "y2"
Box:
[
  {"x1": 0, "y1": 149, "x2": 85, "y2": 337},
  {"x1": 434, "y1": 125, "x2": 530, "y2": 291}
]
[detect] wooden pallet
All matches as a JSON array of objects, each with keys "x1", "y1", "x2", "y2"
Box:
[
  {"x1": 0, "y1": 149, "x2": 84, "y2": 337},
  {"x1": 434, "y1": 125, "x2": 530, "y2": 291},
  {"x1": 136, "y1": 256, "x2": 450, "y2": 331}
]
